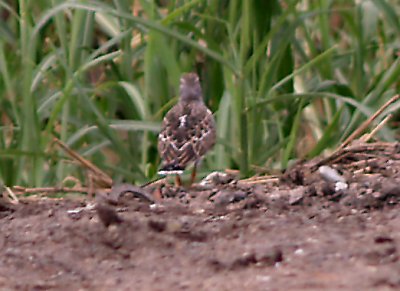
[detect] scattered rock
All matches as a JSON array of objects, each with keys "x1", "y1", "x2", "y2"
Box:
[
  {"x1": 229, "y1": 247, "x2": 283, "y2": 269},
  {"x1": 288, "y1": 187, "x2": 305, "y2": 205},
  {"x1": 319, "y1": 165, "x2": 346, "y2": 183},
  {"x1": 200, "y1": 172, "x2": 236, "y2": 186},
  {"x1": 211, "y1": 190, "x2": 247, "y2": 205}
]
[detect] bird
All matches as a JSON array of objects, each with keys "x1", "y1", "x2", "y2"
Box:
[{"x1": 158, "y1": 72, "x2": 216, "y2": 186}]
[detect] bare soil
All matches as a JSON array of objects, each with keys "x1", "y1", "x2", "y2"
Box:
[{"x1": 2, "y1": 142, "x2": 400, "y2": 291}]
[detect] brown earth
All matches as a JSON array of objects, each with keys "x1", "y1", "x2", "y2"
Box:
[{"x1": 1, "y1": 141, "x2": 400, "y2": 290}]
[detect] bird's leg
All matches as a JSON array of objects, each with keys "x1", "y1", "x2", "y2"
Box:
[
  {"x1": 190, "y1": 164, "x2": 197, "y2": 186},
  {"x1": 175, "y1": 175, "x2": 182, "y2": 187}
]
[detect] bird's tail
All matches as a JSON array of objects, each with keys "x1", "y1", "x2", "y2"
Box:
[{"x1": 158, "y1": 163, "x2": 184, "y2": 175}]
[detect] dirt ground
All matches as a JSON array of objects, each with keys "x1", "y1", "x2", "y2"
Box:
[{"x1": 2, "y1": 141, "x2": 400, "y2": 290}]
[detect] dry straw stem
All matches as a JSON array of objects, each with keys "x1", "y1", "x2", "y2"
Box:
[
  {"x1": 53, "y1": 138, "x2": 113, "y2": 188},
  {"x1": 11, "y1": 185, "x2": 101, "y2": 196},
  {"x1": 360, "y1": 114, "x2": 393, "y2": 143},
  {"x1": 309, "y1": 95, "x2": 400, "y2": 172},
  {"x1": 4, "y1": 186, "x2": 19, "y2": 204},
  {"x1": 311, "y1": 141, "x2": 397, "y2": 171},
  {"x1": 339, "y1": 94, "x2": 400, "y2": 149},
  {"x1": 240, "y1": 175, "x2": 280, "y2": 185}
]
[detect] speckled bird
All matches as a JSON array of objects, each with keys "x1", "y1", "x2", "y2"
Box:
[{"x1": 158, "y1": 73, "x2": 216, "y2": 186}]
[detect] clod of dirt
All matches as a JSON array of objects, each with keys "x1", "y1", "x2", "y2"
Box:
[
  {"x1": 174, "y1": 229, "x2": 208, "y2": 242},
  {"x1": 147, "y1": 219, "x2": 167, "y2": 232},
  {"x1": 307, "y1": 185, "x2": 317, "y2": 197},
  {"x1": 208, "y1": 259, "x2": 226, "y2": 271},
  {"x1": 229, "y1": 252, "x2": 258, "y2": 269},
  {"x1": 211, "y1": 190, "x2": 247, "y2": 206},
  {"x1": 265, "y1": 190, "x2": 290, "y2": 212},
  {"x1": 375, "y1": 236, "x2": 395, "y2": 244},
  {"x1": 256, "y1": 247, "x2": 283, "y2": 266},
  {"x1": 321, "y1": 182, "x2": 336, "y2": 197},
  {"x1": 373, "y1": 275, "x2": 400, "y2": 288},
  {"x1": 96, "y1": 203, "x2": 123, "y2": 228},
  {"x1": 280, "y1": 165, "x2": 305, "y2": 186},
  {"x1": 242, "y1": 195, "x2": 264, "y2": 209},
  {"x1": 375, "y1": 180, "x2": 400, "y2": 202},
  {"x1": 215, "y1": 247, "x2": 284, "y2": 271},
  {"x1": 364, "y1": 235, "x2": 398, "y2": 265},
  {"x1": 101, "y1": 225, "x2": 125, "y2": 250},
  {"x1": 0, "y1": 199, "x2": 16, "y2": 217}
]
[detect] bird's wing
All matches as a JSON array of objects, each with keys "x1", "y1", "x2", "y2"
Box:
[
  {"x1": 191, "y1": 107, "x2": 216, "y2": 158},
  {"x1": 158, "y1": 103, "x2": 216, "y2": 173}
]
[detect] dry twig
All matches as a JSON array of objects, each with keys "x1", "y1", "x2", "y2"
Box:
[
  {"x1": 240, "y1": 175, "x2": 279, "y2": 185},
  {"x1": 339, "y1": 94, "x2": 399, "y2": 149},
  {"x1": 311, "y1": 142, "x2": 398, "y2": 171},
  {"x1": 53, "y1": 138, "x2": 113, "y2": 188},
  {"x1": 11, "y1": 185, "x2": 109, "y2": 195},
  {"x1": 360, "y1": 114, "x2": 393, "y2": 143}
]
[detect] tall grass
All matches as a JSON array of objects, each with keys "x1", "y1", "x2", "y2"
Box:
[{"x1": 0, "y1": 0, "x2": 399, "y2": 187}]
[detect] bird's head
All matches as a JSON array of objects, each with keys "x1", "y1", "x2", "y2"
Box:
[{"x1": 179, "y1": 73, "x2": 203, "y2": 103}]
